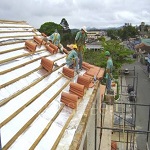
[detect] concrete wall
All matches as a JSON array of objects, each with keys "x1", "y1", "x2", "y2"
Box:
[{"x1": 78, "y1": 86, "x2": 101, "y2": 150}]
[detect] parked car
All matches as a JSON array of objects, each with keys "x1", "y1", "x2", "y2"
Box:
[{"x1": 124, "y1": 68, "x2": 129, "y2": 75}]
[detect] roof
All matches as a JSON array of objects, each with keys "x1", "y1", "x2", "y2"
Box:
[
  {"x1": 0, "y1": 20, "x2": 105, "y2": 150},
  {"x1": 141, "y1": 38, "x2": 150, "y2": 46}
]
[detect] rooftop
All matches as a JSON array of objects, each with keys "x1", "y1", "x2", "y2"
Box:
[{"x1": 0, "y1": 20, "x2": 105, "y2": 150}]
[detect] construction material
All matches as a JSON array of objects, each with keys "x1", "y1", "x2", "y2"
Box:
[
  {"x1": 62, "y1": 67, "x2": 75, "y2": 78},
  {"x1": 69, "y1": 82, "x2": 85, "y2": 98},
  {"x1": 25, "y1": 40, "x2": 37, "y2": 52},
  {"x1": 45, "y1": 44, "x2": 55, "y2": 54},
  {"x1": 77, "y1": 75, "x2": 91, "y2": 88},
  {"x1": 33, "y1": 36, "x2": 43, "y2": 45},
  {"x1": 60, "y1": 92, "x2": 79, "y2": 109},
  {"x1": 41, "y1": 57, "x2": 54, "y2": 72}
]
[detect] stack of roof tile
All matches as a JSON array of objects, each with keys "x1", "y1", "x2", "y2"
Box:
[
  {"x1": 41, "y1": 32, "x2": 47, "y2": 37},
  {"x1": 25, "y1": 40, "x2": 37, "y2": 52},
  {"x1": 33, "y1": 36, "x2": 44, "y2": 46},
  {"x1": 62, "y1": 67, "x2": 75, "y2": 78},
  {"x1": 45, "y1": 45, "x2": 55, "y2": 54},
  {"x1": 41, "y1": 57, "x2": 54, "y2": 72},
  {"x1": 77, "y1": 75, "x2": 91, "y2": 88},
  {"x1": 69, "y1": 82, "x2": 85, "y2": 98},
  {"x1": 49, "y1": 42, "x2": 58, "y2": 53},
  {"x1": 85, "y1": 66, "x2": 100, "y2": 77},
  {"x1": 60, "y1": 92, "x2": 79, "y2": 109}
]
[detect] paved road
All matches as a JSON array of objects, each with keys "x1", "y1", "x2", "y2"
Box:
[{"x1": 123, "y1": 60, "x2": 150, "y2": 150}]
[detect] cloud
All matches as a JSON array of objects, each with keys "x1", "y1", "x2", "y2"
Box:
[{"x1": 0, "y1": 0, "x2": 150, "y2": 29}]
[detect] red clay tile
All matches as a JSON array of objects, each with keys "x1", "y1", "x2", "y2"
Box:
[
  {"x1": 70, "y1": 82, "x2": 85, "y2": 91},
  {"x1": 25, "y1": 40, "x2": 37, "y2": 52},
  {"x1": 69, "y1": 82, "x2": 85, "y2": 98},
  {"x1": 49, "y1": 42, "x2": 58, "y2": 53},
  {"x1": 41, "y1": 33, "x2": 47, "y2": 37},
  {"x1": 61, "y1": 92, "x2": 79, "y2": 109},
  {"x1": 41, "y1": 57, "x2": 54, "y2": 72},
  {"x1": 62, "y1": 67, "x2": 75, "y2": 78},
  {"x1": 96, "y1": 68, "x2": 105, "y2": 80},
  {"x1": 33, "y1": 36, "x2": 43, "y2": 46},
  {"x1": 85, "y1": 67, "x2": 100, "y2": 77},
  {"x1": 45, "y1": 45, "x2": 55, "y2": 54},
  {"x1": 77, "y1": 75, "x2": 91, "y2": 88},
  {"x1": 111, "y1": 141, "x2": 117, "y2": 150}
]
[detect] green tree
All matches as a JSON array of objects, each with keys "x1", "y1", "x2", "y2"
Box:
[
  {"x1": 39, "y1": 22, "x2": 63, "y2": 36},
  {"x1": 84, "y1": 40, "x2": 134, "y2": 72},
  {"x1": 118, "y1": 25, "x2": 139, "y2": 40}
]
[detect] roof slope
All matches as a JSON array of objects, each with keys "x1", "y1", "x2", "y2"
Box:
[{"x1": 0, "y1": 20, "x2": 105, "y2": 150}]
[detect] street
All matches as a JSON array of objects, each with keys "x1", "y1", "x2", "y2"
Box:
[{"x1": 123, "y1": 60, "x2": 150, "y2": 150}]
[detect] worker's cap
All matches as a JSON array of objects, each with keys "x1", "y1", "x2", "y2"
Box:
[
  {"x1": 105, "y1": 51, "x2": 110, "y2": 56},
  {"x1": 67, "y1": 44, "x2": 77, "y2": 50},
  {"x1": 81, "y1": 26, "x2": 87, "y2": 33}
]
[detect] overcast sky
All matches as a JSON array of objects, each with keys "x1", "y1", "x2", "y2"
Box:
[{"x1": 0, "y1": 0, "x2": 150, "y2": 29}]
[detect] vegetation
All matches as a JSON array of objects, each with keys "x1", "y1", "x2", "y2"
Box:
[
  {"x1": 39, "y1": 18, "x2": 77, "y2": 46},
  {"x1": 107, "y1": 25, "x2": 139, "y2": 40},
  {"x1": 84, "y1": 39, "x2": 134, "y2": 71}
]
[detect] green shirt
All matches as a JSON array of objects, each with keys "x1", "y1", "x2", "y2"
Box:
[
  {"x1": 75, "y1": 31, "x2": 87, "y2": 46},
  {"x1": 66, "y1": 50, "x2": 78, "y2": 60}
]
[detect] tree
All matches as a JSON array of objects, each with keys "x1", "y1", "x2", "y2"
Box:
[
  {"x1": 39, "y1": 22, "x2": 63, "y2": 36},
  {"x1": 118, "y1": 25, "x2": 139, "y2": 40},
  {"x1": 84, "y1": 40, "x2": 134, "y2": 72}
]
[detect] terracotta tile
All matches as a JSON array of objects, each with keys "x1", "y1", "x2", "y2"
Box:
[
  {"x1": 41, "y1": 33, "x2": 47, "y2": 37},
  {"x1": 70, "y1": 82, "x2": 85, "y2": 91},
  {"x1": 49, "y1": 42, "x2": 58, "y2": 53},
  {"x1": 96, "y1": 68, "x2": 105, "y2": 80},
  {"x1": 77, "y1": 75, "x2": 91, "y2": 88},
  {"x1": 85, "y1": 67, "x2": 100, "y2": 77},
  {"x1": 61, "y1": 92, "x2": 79, "y2": 109},
  {"x1": 63, "y1": 48, "x2": 69, "y2": 54},
  {"x1": 45, "y1": 45, "x2": 55, "y2": 54},
  {"x1": 69, "y1": 82, "x2": 85, "y2": 98},
  {"x1": 62, "y1": 67, "x2": 75, "y2": 78},
  {"x1": 41, "y1": 57, "x2": 54, "y2": 72},
  {"x1": 33, "y1": 36, "x2": 43, "y2": 45},
  {"x1": 25, "y1": 40, "x2": 37, "y2": 52}
]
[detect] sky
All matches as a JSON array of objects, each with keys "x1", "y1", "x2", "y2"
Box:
[{"x1": 0, "y1": 0, "x2": 150, "y2": 29}]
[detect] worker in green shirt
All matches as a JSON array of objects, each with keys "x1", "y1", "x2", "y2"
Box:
[
  {"x1": 105, "y1": 51, "x2": 113, "y2": 93},
  {"x1": 75, "y1": 26, "x2": 87, "y2": 70},
  {"x1": 66, "y1": 44, "x2": 79, "y2": 73}
]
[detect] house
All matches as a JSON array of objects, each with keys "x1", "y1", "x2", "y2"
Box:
[{"x1": 0, "y1": 20, "x2": 107, "y2": 150}]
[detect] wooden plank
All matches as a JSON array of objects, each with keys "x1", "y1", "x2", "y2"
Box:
[
  {"x1": 100, "y1": 105, "x2": 113, "y2": 150},
  {"x1": 2, "y1": 80, "x2": 71, "y2": 150},
  {"x1": 29, "y1": 104, "x2": 65, "y2": 150},
  {"x1": 51, "y1": 110, "x2": 75, "y2": 150},
  {"x1": 0, "y1": 75, "x2": 63, "y2": 128}
]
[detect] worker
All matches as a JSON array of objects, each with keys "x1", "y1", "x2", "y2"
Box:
[
  {"x1": 44, "y1": 29, "x2": 64, "y2": 54},
  {"x1": 75, "y1": 26, "x2": 87, "y2": 70},
  {"x1": 105, "y1": 51, "x2": 113, "y2": 94},
  {"x1": 66, "y1": 44, "x2": 79, "y2": 73}
]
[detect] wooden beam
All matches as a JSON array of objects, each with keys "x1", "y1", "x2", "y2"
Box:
[
  {"x1": 2, "y1": 80, "x2": 71, "y2": 150},
  {"x1": 29, "y1": 104, "x2": 65, "y2": 149},
  {"x1": 0, "y1": 75, "x2": 63, "y2": 128}
]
